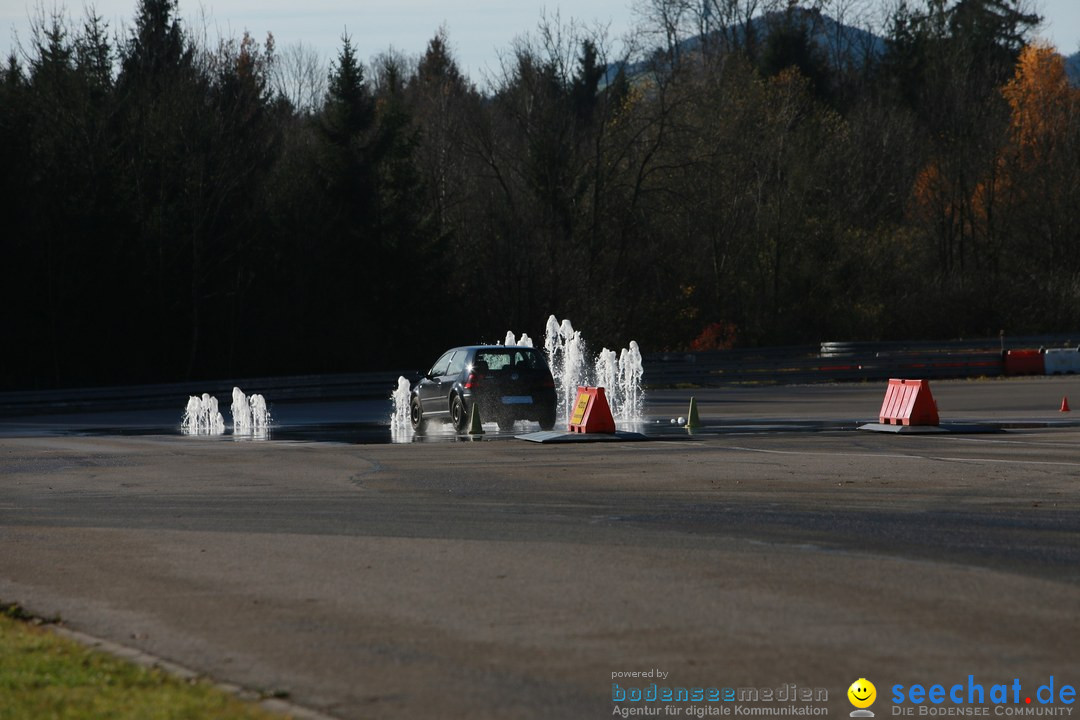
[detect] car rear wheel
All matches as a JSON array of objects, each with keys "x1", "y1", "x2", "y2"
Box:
[
  {"x1": 451, "y1": 394, "x2": 468, "y2": 432},
  {"x1": 497, "y1": 416, "x2": 516, "y2": 432},
  {"x1": 539, "y1": 406, "x2": 556, "y2": 431},
  {"x1": 410, "y1": 396, "x2": 426, "y2": 433}
]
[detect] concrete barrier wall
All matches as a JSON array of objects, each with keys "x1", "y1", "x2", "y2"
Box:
[{"x1": 1043, "y1": 348, "x2": 1080, "y2": 375}]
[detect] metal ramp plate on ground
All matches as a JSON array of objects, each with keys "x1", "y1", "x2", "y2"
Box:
[
  {"x1": 516, "y1": 431, "x2": 649, "y2": 444},
  {"x1": 858, "y1": 422, "x2": 1001, "y2": 434}
]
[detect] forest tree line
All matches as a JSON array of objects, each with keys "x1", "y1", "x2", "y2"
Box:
[{"x1": 2, "y1": 0, "x2": 1079, "y2": 389}]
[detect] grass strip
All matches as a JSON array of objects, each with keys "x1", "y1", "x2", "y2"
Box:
[{"x1": 0, "y1": 603, "x2": 289, "y2": 720}]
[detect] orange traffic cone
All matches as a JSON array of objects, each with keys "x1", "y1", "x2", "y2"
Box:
[{"x1": 1061, "y1": 396, "x2": 1071, "y2": 413}]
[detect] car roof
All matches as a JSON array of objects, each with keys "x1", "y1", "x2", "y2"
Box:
[{"x1": 450, "y1": 345, "x2": 542, "y2": 352}]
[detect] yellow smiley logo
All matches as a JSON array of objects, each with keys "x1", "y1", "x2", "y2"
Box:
[{"x1": 848, "y1": 678, "x2": 877, "y2": 709}]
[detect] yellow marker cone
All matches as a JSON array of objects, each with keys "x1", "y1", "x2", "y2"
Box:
[
  {"x1": 468, "y1": 402, "x2": 485, "y2": 435},
  {"x1": 686, "y1": 397, "x2": 701, "y2": 430}
]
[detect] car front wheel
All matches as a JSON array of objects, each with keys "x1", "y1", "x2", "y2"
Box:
[{"x1": 410, "y1": 396, "x2": 426, "y2": 433}]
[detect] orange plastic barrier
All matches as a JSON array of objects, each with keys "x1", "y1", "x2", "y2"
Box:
[
  {"x1": 568, "y1": 386, "x2": 616, "y2": 433},
  {"x1": 878, "y1": 378, "x2": 939, "y2": 426},
  {"x1": 1004, "y1": 349, "x2": 1044, "y2": 376}
]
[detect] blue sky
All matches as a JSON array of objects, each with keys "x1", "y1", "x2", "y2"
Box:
[{"x1": 2, "y1": 0, "x2": 1078, "y2": 83}]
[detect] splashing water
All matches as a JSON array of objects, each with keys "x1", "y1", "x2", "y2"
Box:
[
  {"x1": 544, "y1": 316, "x2": 564, "y2": 411},
  {"x1": 391, "y1": 317, "x2": 644, "y2": 431},
  {"x1": 235, "y1": 387, "x2": 271, "y2": 435},
  {"x1": 249, "y1": 394, "x2": 270, "y2": 434},
  {"x1": 594, "y1": 348, "x2": 619, "y2": 407},
  {"x1": 181, "y1": 393, "x2": 225, "y2": 435},
  {"x1": 617, "y1": 341, "x2": 644, "y2": 422},
  {"x1": 229, "y1": 387, "x2": 272, "y2": 437},
  {"x1": 231, "y1": 387, "x2": 271, "y2": 437},
  {"x1": 231, "y1": 387, "x2": 250, "y2": 433},
  {"x1": 564, "y1": 327, "x2": 586, "y2": 416},
  {"x1": 544, "y1": 317, "x2": 590, "y2": 422},
  {"x1": 592, "y1": 343, "x2": 645, "y2": 422},
  {"x1": 544, "y1": 316, "x2": 561, "y2": 359},
  {"x1": 544, "y1": 316, "x2": 646, "y2": 424},
  {"x1": 503, "y1": 331, "x2": 534, "y2": 347},
  {"x1": 390, "y1": 376, "x2": 412, "y2": 431}
]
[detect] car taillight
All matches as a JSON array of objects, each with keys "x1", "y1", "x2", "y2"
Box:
[{"x1": 465, "y1": 372, "x2": 480, "y2": 389}]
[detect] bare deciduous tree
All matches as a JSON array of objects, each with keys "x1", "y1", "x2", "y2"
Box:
[{"x1": 270, "y1": 40, "x2": 325, "y2": 113}]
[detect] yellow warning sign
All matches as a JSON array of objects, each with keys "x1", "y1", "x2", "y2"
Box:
[{"x1": 570, "y1": 391, "x2": 591, "y2": 426}]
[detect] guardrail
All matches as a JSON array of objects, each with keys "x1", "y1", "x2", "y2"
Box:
[
  {"x1": 642, "y1": 333, "x2": 1080, "y2": 388},
  {"x1": 2, "y1": 334, "x2": 1078, "y2": 415},
  {"x1": 0, "y1": 371, "x2": 409, "y2": 416},
  {"x1": 642, "y1": 347, "x2": 1003, "y2": 386}
]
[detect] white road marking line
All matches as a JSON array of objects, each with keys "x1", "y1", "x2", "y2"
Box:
[{"x1": 719, "y1": 445, "x2": 1080, "y2": 468}]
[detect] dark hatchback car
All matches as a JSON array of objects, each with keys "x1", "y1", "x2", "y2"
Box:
[{"x1": 410, "y1": 346, "x2": 557, "y2": 432}]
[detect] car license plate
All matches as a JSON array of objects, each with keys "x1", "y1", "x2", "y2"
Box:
[{"x1": 501, "y1": 395, "x2": 532, "y2": 405}]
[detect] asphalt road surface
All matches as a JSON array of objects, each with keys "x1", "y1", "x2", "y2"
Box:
[{"x1": 2, "y1": 378, "x2": 1079, "y2": 719}]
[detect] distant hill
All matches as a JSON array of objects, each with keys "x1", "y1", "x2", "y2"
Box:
[
  {"x1": 610, "y1": 9, "x2": 1080, "y2": 88},
  {"x1": 604, "y1": 7, "x2": 884, "y2": 84},
  {"x1": 741, "y1": 7, "x2": 886, "y2": 64},
  {"x1": 1067, "y1": 52, "x2": 1080, "y2": 85}
]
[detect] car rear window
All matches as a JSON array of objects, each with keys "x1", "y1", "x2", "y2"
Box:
[{"x1": 475, "y1": 349, "x2": 545, "y2": 371}]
